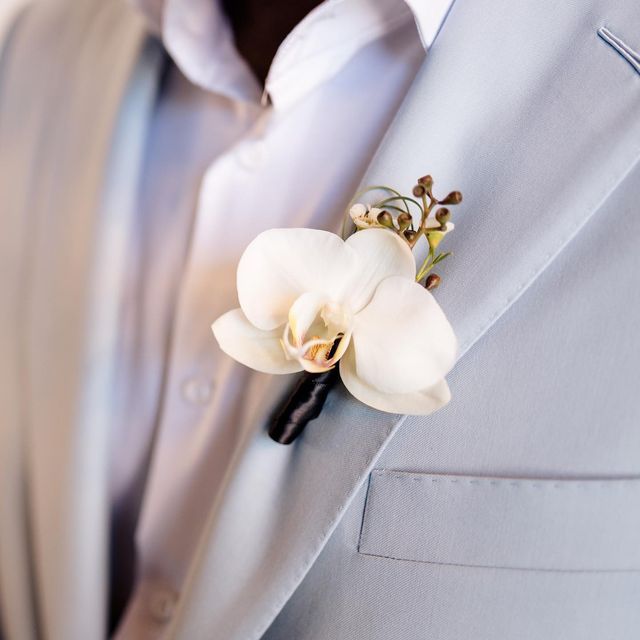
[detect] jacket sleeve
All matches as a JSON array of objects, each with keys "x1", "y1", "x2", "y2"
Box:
[{"x1": 0, "y1": 0, "x2": 31, "y2": 62}]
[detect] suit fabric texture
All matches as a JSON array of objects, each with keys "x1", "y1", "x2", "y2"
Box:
[{"x1": 0, "y1": 0, "x2": 639, "y2": 638}]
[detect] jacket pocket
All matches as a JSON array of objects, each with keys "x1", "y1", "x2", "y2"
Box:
[{"x1": 358, "y1": 469, "x2": 640, "y2": 572}]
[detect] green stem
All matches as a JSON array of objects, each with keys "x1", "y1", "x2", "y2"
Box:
[
  {"x1": 376, "y1": 195, "x2": 423, "y2": 213},
  {"x1": 381, "y1": 204, "x2": 411, "y2": 214},
  {"x1": 350, "y1": 186, "x2": 410, "y2": 212},
  {"x1": 416, "y1": 248, "x2": 435, "y2": 282}
]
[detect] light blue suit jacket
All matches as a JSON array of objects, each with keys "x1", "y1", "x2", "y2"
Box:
[{"x1": 0, "y1": 0, "x2": 639, "y2": 638}]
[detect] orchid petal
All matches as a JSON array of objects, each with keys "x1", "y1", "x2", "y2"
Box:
[
  {"x1": 236, "y1": 228, "x2": 414, "y2": 331},
  {"x1": 350, "y1": 276, "x2": 457, "y2": 394},
  {"x1": 212, "y1": 309, "x2": 302, "y2": 374},
  {"x1": 287, "y1": 292, "x2": 328, "y2": 346},
  {"x1": 236, "y1": 229, "x2": 356, "y2": 331},
  {"x1": 339, "y1": 346, "x2": 451, "y2": 414},
  {"x1": 343, "y1": 228, "x2": 415, "y2": 313}
]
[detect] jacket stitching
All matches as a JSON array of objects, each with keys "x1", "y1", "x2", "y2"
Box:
[{"x1": 598, "y1": 26, "x2": 640, "y2": 75}]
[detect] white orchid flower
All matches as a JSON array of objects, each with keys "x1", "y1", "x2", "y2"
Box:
[
  {"x1": 212, "y1": 228, "x2": 457, "y2": 415},
  {"x1": 349, "y1": 203, "x2": 384, "y2": 229}
]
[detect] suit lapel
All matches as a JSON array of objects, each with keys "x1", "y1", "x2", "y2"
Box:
[
  {"x1": 0, "y1": 1, "x2": 161, "y2": 637},
  {"x1": 364, "y1": 0, "x2": 640, "y2": 361},
  {"x1": 170, "y1": 0, "x2": 640, "y2": 638}
]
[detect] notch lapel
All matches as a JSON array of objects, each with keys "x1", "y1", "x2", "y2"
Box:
[
  {"x1": 364, "y1": 0, "x2": 640, "y2": 362},
  {"x1": 170, "y1": 0, "x2": 640, "y2": 638}
]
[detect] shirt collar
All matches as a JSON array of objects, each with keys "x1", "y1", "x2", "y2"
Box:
[
  {"x1": 133, "y1": 0, "x2": 452, "y2": 109},
  {"x1": 405, "y1": 0, "x2": 454, "y2": 49}
]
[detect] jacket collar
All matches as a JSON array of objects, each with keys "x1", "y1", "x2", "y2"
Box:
[{"x1": 168, "y1": 0, "x2": 640, "y2": 637}]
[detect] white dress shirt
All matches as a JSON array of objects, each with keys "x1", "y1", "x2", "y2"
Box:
[{"x1": 111, "y1": 0, "x2": 452, "y2": 636}]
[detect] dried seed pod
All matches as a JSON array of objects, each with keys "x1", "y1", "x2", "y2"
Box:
[
  {"x1": 439, "y1": 191, "x2": 463, "y2": 205},
  {"x1": 425, "y1": 273, "x2": 441, "y2": 290},
  {"x1": 376, "y1": 210, "x2": 395, "y2": 228},
  {"x1": 435, "y1": 208, "x2": 451, "y2": 224},
  {"x1": 397, "y1": 212, "x2": 412, "y2": 231}
]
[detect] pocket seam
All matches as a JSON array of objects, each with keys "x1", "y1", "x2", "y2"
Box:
[
  {"x1": 358, "y1": 469, "x2": 640, "y2": 572},
  {"x1": 357, "y1": 549, "x2": 640, "y2": 574},
  {"x1": 369, "y1": 468, "x2": 640, "y2": 492}
]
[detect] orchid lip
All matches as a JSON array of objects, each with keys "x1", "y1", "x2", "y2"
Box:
[{"x1": 281, "y1": 294, "x2": 353, "y2": 372}]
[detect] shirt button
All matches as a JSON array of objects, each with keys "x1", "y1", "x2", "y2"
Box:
[
  {"x1": 148, "y1": 588, "x2": 177, "y2": 624},
  {"x1": 181, "y1": 377, "x2": 214, "y2": 405},
  {"x1": 235, "y1": 140, "x2": 266, "y2": 170}
]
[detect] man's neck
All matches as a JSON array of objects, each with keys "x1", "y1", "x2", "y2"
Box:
[{"x1": 222, "y1": 0, "x2": 324, "y2": 85}]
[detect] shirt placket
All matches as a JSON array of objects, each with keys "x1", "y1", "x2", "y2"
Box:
[{"x1": 125, "y1": 109, "x2": 277, "y2": 634}]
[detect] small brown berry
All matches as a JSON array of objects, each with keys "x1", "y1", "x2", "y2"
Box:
[
  {"x1": 425, "y1": 273, "x2": 441, "y2": 290},
  {"x1": 440, "y1": 191, "x2": 463, "y2": 205},
  {"x1": 376, "y1": 210, "x2": 395, "y2": 228},
  {"x1": 435, "y1": 208, "x2": 451, "y2": 224},
  {"x1": 397, "y1": 212, "x2": 412, "y2": 231}
]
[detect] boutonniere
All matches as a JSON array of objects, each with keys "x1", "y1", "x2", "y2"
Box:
[{"x1": 212, "y1": 175, "x2": 462, "y2": 444}]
